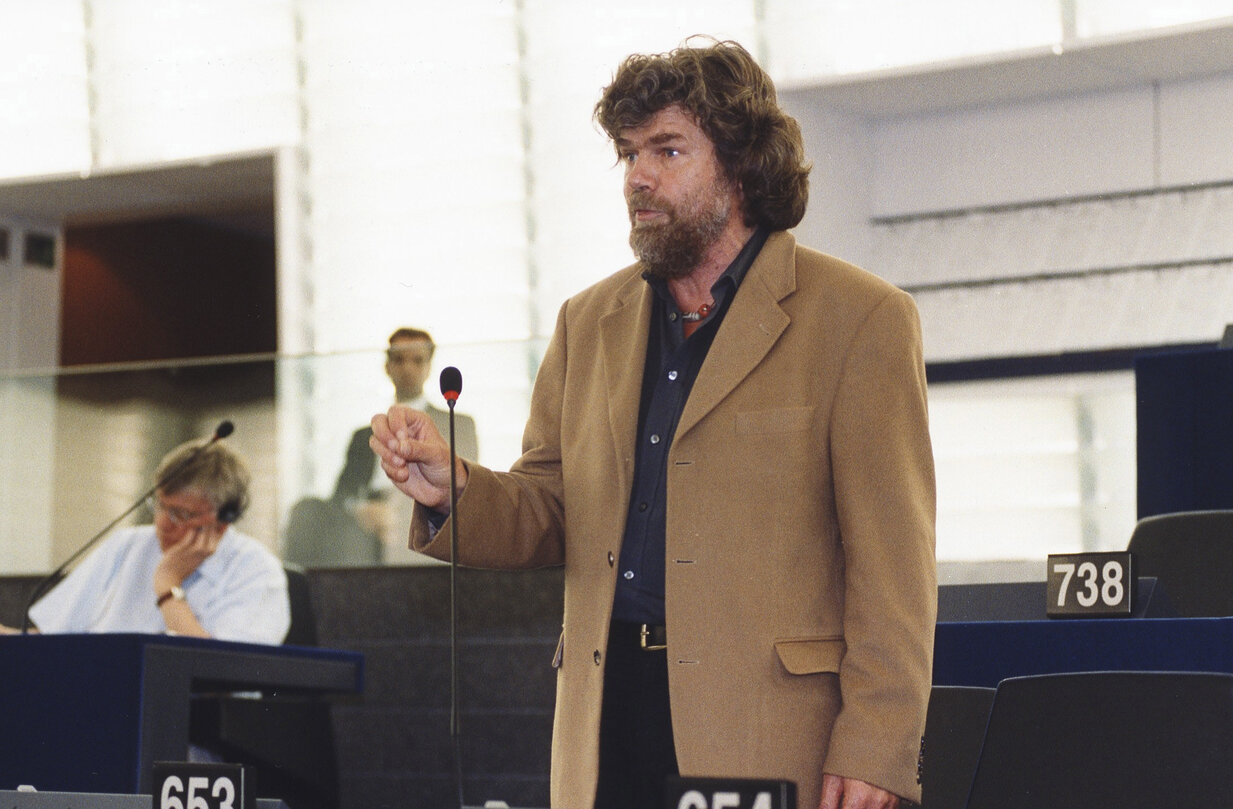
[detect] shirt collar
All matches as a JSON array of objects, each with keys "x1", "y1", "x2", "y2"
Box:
[{"x1": 399, "y1": 395, "x2": 429, "y2": 410}]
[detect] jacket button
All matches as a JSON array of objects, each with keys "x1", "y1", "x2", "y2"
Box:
[
  {"x1": 607, "y1": 552, "x2": 615, "y2": 566},
  {"x1": 593, "y1": 650, "x2": 602, "y2": 665}
]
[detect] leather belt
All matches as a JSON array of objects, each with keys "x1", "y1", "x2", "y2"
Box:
[{"x1": 639, "y1": 623, "x2": 667, "y2": 651}]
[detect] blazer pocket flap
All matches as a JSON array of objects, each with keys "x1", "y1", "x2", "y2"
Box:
[
  {"x1": 735, "y1": 406, "x2": 814, "y2": 435},
  {"x1": 774, "y1": 637, "x2": 846, "y2": 675}
]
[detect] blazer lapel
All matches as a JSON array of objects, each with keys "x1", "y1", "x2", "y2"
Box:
[
  {"x1": 599, "y1": 272, "x2": 654, "y2": 494},
  {"x1": 676, "y1": 232, "x2": 797, "y2": 440}
]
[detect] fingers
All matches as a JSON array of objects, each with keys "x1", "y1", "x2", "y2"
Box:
[
  {"x1": 199, "y1": 524, "x2": 224, "y2": 552},
  {"x1": 367, "y1": 406, "x2": 460, "y2": 510},
  {"x1": 372, "y1": 404, "x2": 424, "y2": 447},
  {"x1": 155, "y1": 524, "x2": 221, "y2": 593},
  {"x1": 817, "y1": 775, "x2": 900, "y2": 809},
  {"x1": 819, "y1": 774, "x2": 844, "y2": 809},
  {"x1": 171, "y1": 526, "x2": 220, "y2": 557},
  {"x1": 371, "y1": 406, "x2": 417, "y2": 466},
  {"x1": 370, "y1": 405, "x2": 451, "y2": 479}
]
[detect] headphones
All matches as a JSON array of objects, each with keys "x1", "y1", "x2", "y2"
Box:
[{"x1": 216, "y1": 497, "x2": 244, "y2": 524}]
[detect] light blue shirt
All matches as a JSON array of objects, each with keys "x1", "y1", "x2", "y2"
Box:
[{"x1": 28, "y1": 525, "x2": 291, "y2": 645}]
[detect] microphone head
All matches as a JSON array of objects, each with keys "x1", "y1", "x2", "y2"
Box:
[
  {"x1": 439, "y1": 366, "x2": 462, "y2": 403},
  {"x1": 214, "y1": 420, "x2": 235, "y2": 440}
]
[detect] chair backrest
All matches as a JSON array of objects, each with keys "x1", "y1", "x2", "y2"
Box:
[
  {"x1": 282, "y1": 564, "x2": 318, "y2": 646},
  {"x1": 965, "y1": 671, "x2": 1233, "y2": 809},
  {"x1": 1127, "y1": 509, "x2": 1233, "y2": 616},
  {"x1": 920, "y1": 686, "x2": 995, "y2": 809}
]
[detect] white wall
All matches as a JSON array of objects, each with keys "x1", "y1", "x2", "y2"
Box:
[
  {"x1": 869, "y1": 86, "x2": 1158, "y2": 215},
  {"x1": 788, "y1": 66, "x2": 1233, "y2": 364},
  {"x1": 780, "y1": 101, "x2": 874, "y2": 267},
  {"x1": 793, "y1": 69, "x2": 1233, "y2": 261},
  {"x1": 1159, "y1": 72, "x2": 1233, "y2": 184}
]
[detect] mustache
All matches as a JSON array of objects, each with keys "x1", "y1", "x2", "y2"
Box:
[{"x1": 627, "y1": 192, "x2": 667, "y2": 214}]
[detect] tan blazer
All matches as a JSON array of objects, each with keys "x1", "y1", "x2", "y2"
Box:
[{"x1": 411, "y1": 230, "x2": 937, "y2": 808}]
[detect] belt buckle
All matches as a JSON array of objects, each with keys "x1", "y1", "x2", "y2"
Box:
[{"x1": 639, "y1": 623, "x2": 667, "y2": 651}]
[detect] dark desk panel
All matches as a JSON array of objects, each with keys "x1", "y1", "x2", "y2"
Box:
[
  {"x1": 0, "y1": 634, "x2": 362, "y2": 795},
  {"x1": 934, "y1": 617, "x2": 1233, "y2": 688},
  {"x1": 1136, "y1": 347, "x2": 1233, "y2": 518}
]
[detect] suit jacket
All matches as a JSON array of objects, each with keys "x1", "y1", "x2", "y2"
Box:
[
  {"x1": 334, "y1": 405, "x2": 479, "y2": 505},
  {"x1": 411, "y1": 231, "x2": 936, "y2": 808}
]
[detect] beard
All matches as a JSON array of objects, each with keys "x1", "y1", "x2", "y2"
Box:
[{"x1": 628, "y1": 179, "x2": 734, "y2": 281}]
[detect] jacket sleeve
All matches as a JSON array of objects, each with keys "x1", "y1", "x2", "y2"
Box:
[
  {"x1": 822, "y1": 288, "x2": 937, "y2": 802},
  {"x1": 409, "y1": 302, "x2": 572, "y2": 570}
]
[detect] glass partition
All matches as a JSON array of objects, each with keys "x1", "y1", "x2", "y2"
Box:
[
  {"x1": 0, "y1": 340, "x2": 544, "y2": 575},
  {"x1": 1, "y1": 347, "x2": 1138, "y2": 580},
  {"x1": 930, "y1": 371, "x2": 1138, "y2": 584}
]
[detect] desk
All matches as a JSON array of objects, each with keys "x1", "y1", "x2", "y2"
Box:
[
  {"x1": 934, "y1": 617, "x2": 1233, "y2": 687},
  {"x1": 0, "y1": 634, "x2": 363, "y2": 795},
  {"x1": 0, "y1": 791, "x2": 289, "y2": 809}
]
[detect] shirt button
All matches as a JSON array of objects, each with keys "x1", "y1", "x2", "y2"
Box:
[
  {"x1": 623, "y1": 570, "x2": 635, "y2": 580},
  {"x1": 607, "y1": 552, "x2": 615, "y2": 566},
  {"x1": 667, "y1": 370, "x2": 678, "y2": 381},
  {"x1": 668, "y1": 312, "x2": 678, "y2": 322},
  {"x1": 650, "y1": 434, "x2": 660, "y2": 444},
  {"x1": 638, "y1": 502, "x2": 648, "y2": 512}
]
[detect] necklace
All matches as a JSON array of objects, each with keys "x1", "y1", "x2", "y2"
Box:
[{"x1": 680, "y1": 301, "x2": 714, "y2": 322}]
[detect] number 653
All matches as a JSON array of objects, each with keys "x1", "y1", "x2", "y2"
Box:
[{"x1": 159, "y1": 775, "x2": 236, "y2": 809}]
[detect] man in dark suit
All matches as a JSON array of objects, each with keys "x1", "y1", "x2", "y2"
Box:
[
  {"x1": 335, "y1": 328, "x2": 477, "y2": 564},
  {"x1": 334, "y1": 327, "x2": 478, "y2": 501},
  {"x1": 282, "y1": 328, "x2": 478, "y2": 567}
]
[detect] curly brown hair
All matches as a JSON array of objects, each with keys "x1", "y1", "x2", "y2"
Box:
[{"x1": 595, "y1": 38, "x2": 810, "y2": 231}]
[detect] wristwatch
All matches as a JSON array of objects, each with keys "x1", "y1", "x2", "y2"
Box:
[{"x1": 156, "y1": 586, "x2": 186, "y2": 608}]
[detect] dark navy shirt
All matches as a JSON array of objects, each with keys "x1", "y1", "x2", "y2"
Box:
[{"x1": 610, "y1": 226, "x2": 771, "y2": 625}]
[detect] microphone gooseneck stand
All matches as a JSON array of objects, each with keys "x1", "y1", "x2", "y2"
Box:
[{"x1": 439, "y1": 367, "x2": 465, "y2": 809}]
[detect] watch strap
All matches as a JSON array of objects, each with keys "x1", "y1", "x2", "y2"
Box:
[{"x1": 156, "y1": 586, "x2": 186, "y2": 608}]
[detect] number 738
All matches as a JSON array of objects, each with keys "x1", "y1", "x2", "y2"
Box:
[{"x1": 1053, "y1": 560, "x2": 1126, "y2": 607}]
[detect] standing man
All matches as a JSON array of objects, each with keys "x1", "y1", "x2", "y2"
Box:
[
  {"x1": 371, "y1": 39, "x2": 936, "y2": 809},
  {"x1": 334, "y1": 327, "x2": 478, "y2": 563},
  {"x1": 335, "y1": 327, "x2": 479, "y2": 507}
]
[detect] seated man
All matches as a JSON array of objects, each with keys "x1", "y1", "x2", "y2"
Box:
[{"x1": 2, "y1": 438, "x2": 289, "y2": 644}]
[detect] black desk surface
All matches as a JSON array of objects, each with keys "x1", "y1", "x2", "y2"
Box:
[
  {"x1": 934, "y1": 616, "x2": 1233, "y2": 688},
  {"x1": 0, "y1": 634, "x2": 363, "y2": 795}
]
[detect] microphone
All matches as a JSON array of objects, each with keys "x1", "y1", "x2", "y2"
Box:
[
  {"x1": 440, "y1": 366, "x2": 462, "y2": 404},
  {"x1": 19, "y1": 420, "x2": 236, "y2": 634},
  {"x1": 439, "y1": 367, "x2": 465, "y2": 809}
]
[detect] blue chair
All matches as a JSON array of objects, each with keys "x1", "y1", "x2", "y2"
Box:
[
  {"x1": 920, "y1": 685, "x2": 995, "y2": 809},
  {"x1": 965, "y1": 671, "x2": 1233, "y2": 808},
  {"x1": 1127, "y1": 510, "x2": 1233, "y2": 617}
]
